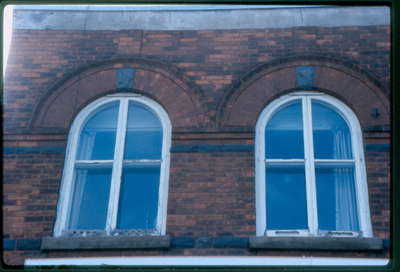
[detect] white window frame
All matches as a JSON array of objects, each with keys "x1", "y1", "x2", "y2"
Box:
[
  {"x1": 255, "y1": 92, "x2": 372, "y2": 237},
  {"x1": 53, "y1": 93, "x2": 172, "y2": 237}
]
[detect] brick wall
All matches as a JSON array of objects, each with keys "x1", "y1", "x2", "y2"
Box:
[
  {"x1": 3, "y1": 24, "x2": 390, "y2": 265},
  {"x1": 4, "y1": 26, "x2": 390, "y2": 131}
]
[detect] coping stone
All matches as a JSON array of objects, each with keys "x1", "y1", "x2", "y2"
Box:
[{"x1": 13, "y1": 6, "x2": 390, "y2": 31}]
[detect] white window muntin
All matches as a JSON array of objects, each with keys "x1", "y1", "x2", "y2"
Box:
[
  {"x1": 255, "y1": 92, "x2": 372, "y2": 237},
  {"x1": 53, "y1": 93, "x2": 171, "y2": 237}
]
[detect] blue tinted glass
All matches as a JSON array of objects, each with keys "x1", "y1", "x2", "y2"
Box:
[
  {"x1": 124, "y1": 102, "x2": 163, "y2": 160},
  {"x1": 316, "y1": 165, "x2": 359, "y2": 231},
  {"x1": 77, "y1": 102, "x2": 119, "y2": 160},
  {"x1": 312, "y1": 101, "x2": 352, "y2": 159},
  {"x1": 266, "y1": 164, "x2": 308, "y2": 230},
  {"x1": 265, "y1": 100, "x2": 304, "y2": 159},
  {"x1": 117, "y1": 166, "x2": 160, "y2": 229},
  {"x1": 69, "y1": 167, "x2": 111, "y2": 230}
]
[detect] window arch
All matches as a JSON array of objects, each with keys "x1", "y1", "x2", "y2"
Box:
[
  {"x1": 255, "y1": 92, "x2": 372, "y2": 237},
  {"x1": 54, "y1": 93, "x2": 171, "y2": 237}
]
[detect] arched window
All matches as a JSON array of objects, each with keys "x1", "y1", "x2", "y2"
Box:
[
  {"x1": 255, "y1": 92, "x2": 372, "y2": 237},
  {"x1": 54, "y1": 93, "x2": 171, "y2": 237}
]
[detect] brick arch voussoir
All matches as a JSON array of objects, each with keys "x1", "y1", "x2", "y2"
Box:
[
  {"x1": 30, "y1": 58, "x2": 207, "y2": 132},
  {"x1": 217, "y1": 55, "x2": 389, "y2": 129}
]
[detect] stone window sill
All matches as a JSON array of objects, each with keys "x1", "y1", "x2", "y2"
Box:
[
  {"x1": 41, "y1": 235, "x2": 170, "y2": 250},
  {"x1": 249, "y1": 236, "x2": 383, "y2": 251}
]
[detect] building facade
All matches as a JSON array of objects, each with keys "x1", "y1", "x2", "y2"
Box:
[{"x1": 3, "y1": 5, "x2": 391, "y2": 266}]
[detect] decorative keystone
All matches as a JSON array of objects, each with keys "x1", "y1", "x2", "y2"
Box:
[
  {"x1": 296, "y1": 66, "x2": 315, "y2": 89},
  {"x1": 116, "y1": 68, "x2": 135, "y2": 90}
]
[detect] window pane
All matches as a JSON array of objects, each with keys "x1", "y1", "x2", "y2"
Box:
[
  {"x1": 124, "y1": 102, "x2": 163, "y2": 160},
  {"x1": 117, "y1": 165, "x2": 160, "y2": 229},
  {"x1": 68, "y1": 167, "x2": 112, "y2": 230},
  {"x1": 312, "y1": 101, "x2": 353, "y2": 159},
  {"x1": 265, "y1": 100, "x2": 304, "y2": 159},
  {"x1": 266, "y1": 164, "x2": 308, "y2": 230},
  {"x1": 316, "y1": 164, "x2": 359, "y2": 231},
  {"x1": 77, "y1": 102, "x2": 119, "y2": 160}
]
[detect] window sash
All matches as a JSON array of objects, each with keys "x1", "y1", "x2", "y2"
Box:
[
  {"x1": 106, "y1": 98, "x2": 128, "y2": 234},
  {"x1": 56, "y1": 95, "x2": 170, "y2": 237},
  {"x1": 261, "y1": 95, "x2": 365, "y2": 237}
]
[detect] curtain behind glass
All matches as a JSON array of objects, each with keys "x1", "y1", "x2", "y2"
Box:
[
  {"x1": 312, "y1": 100, "x2": 359, "y2": 232},
  {"x1": 333, "y1": 130, "x2": 358, "y2": 231},
  {"x1": 312, "y1": 101, "x2": 352, "y2": 159}
]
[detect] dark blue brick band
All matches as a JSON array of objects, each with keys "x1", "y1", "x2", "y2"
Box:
[
  {"x1": 16, "y1": 239, "x2": 41, "y2": 250},
  {"x1": 214, "y1": 237, "x2": 249, "y2": 248},
  {"x1": 5, "y1": 237, "x2": 385, "y2": 250},
  {"x1": 171, "y1": 237, "x2": 195, "y2": 248},
  {"x1": 3, "y1": 146, "x2": 65, "y2": 154},
  {"x1": 365, "y1": 144, "x2": 390, "y2": 152},
  {"x1": 3, "y1": 240, "x2": 15, "y2": 250},
  {"x1": 383, "y1": 239, "x2": 390, "y2": 248},
  {"x1": 171, "y1": 144, "x2": 254, "y2": 153},
  {"x1": 195, "y1": 237, "x2": 214, "y2": 248}
]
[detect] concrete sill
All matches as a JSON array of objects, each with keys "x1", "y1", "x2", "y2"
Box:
[
  {"x1": 249, "y1": 236, "x2": 383, "y2": 251},
  {"x1": 41, "y1": 235, "x2": 170, "y2": 250}
]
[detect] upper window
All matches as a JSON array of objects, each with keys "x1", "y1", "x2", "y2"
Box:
[
  {"x1": 54, "y1": 94, "x2": 171, "y2": 237},
  {"x1": 255, "y1": 92, "x2": 372, "y2": 238}
]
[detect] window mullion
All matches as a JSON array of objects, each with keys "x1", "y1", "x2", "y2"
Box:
[
  {"x1": 303, "y1": 96, "x2": 318, "y2": 236},
  {"x1": 106, "y1": 98, "x2": 129, "y2": 234}
]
